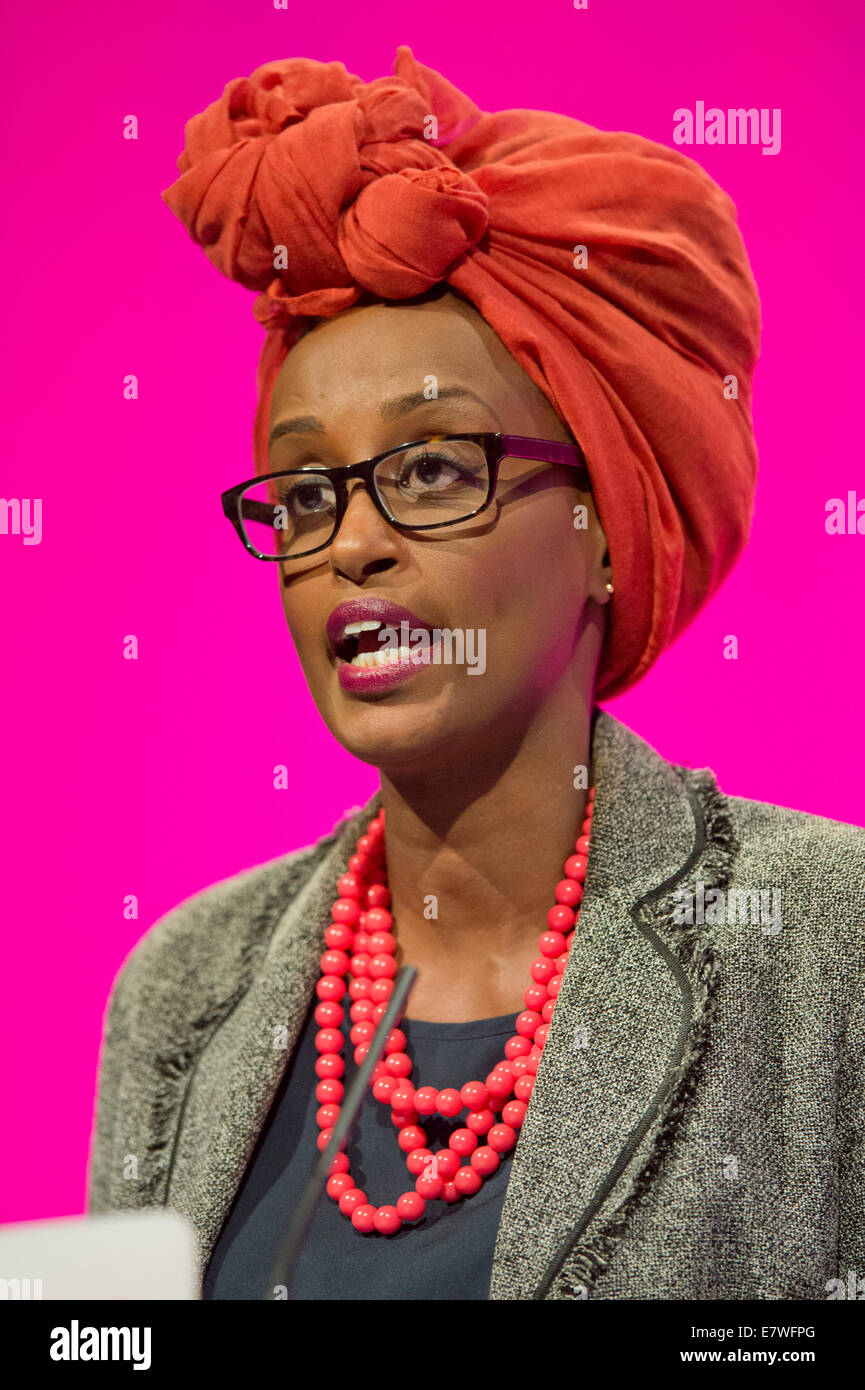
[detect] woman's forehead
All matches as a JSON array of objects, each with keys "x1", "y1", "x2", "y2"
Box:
[{"x1": 275, "y1": 293, "x2": 518, "y2": 397}]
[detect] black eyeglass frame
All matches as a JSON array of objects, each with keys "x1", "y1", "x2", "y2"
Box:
[{"x1": 221, "y1": 432, "x2": 592, "y2": 561}]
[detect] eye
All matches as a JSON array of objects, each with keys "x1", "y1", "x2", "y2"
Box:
[
  {"x1": 292, "y1": 483, "x2": 328, "y2": 514},
  {"x1": 394, "y1": 450, "x2": 484, "y2": 494},
  {"x1": 274, "y1": 476, "x2": 335, "y2": 517}
]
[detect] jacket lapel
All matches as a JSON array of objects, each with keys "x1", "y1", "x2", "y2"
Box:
[
  {"x1": 488, "y1": 710, "x2": 737, "y2": 1298},
  {"x1": 165, "y1": 799, "x2": 382, "y2": 1283}
]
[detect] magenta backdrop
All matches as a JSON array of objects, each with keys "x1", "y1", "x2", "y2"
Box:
[{"x1": 2, "y1": 0, "x2": 863, "y2": 1224}]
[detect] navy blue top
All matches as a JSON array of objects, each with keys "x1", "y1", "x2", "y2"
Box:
[{"x1": 202, "y1": 994, "x2": 520, "y2": 1301}]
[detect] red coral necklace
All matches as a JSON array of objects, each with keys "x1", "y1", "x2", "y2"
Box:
[{"x1": 311, "y1": 787, "x2": 594, "y2": 1234}]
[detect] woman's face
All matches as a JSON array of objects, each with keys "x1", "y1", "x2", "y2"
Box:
[{"x1": 267, "y1": 291, "x2": 610, "y2": 777}]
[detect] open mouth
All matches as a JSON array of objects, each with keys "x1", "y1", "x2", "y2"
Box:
[{"x1": 335, "y1": 619, "x2": 434, "y2": 668}]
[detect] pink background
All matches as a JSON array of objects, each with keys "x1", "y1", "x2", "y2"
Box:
[{"x1": 2, "y1": 0, "x2": 863, "y2": 1223}]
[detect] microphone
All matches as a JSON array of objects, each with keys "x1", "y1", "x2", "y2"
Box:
[{"x1": 264, "y1": 963, "x2": 418, "y2": 1300}]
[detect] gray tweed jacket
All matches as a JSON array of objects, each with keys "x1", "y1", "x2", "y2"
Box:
[{"x1": 87, "y1": 710, "x2": 865, "y2": 1300}]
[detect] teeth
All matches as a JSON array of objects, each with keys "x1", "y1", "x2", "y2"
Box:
[
  {"x1": 349, "y1": 646, "x2": 414, "y2": 668},
  {"x1": 342, "y1": 619, "x2": 384, "y2": 637}
]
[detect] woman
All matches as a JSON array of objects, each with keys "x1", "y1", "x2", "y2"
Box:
[{"x1": 88, "y1": 47, "x2": 865, "y2": 1301}]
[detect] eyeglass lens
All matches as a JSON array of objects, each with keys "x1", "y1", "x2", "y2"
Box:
[{"x1": 238, "y1": 439, "x2": 491, "y2": 558}]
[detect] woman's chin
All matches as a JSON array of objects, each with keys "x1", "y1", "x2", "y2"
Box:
[{"x1": 322, "y1": 694, "x2": 461, "y2": 773}]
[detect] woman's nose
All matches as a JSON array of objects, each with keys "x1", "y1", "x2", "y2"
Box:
[{"x1": 330, "y1": 479, "x2": 396, "y2": 554}]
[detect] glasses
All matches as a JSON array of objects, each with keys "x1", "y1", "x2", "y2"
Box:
[{"x1": 221, "y1": 432, "x2": 591, "y2": 561}]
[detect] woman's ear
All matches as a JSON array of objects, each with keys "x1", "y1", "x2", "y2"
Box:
[
  {"x1": 595, "y1": 546, "x2": 614, "y2": 605},
  {"x1": 585, "y1": 499, "x2": 613, "y2": 606}
]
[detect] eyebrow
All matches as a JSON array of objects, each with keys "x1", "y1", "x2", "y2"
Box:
[{"x1": 267, "y1": 385, "x2": 500, "y2": 448}]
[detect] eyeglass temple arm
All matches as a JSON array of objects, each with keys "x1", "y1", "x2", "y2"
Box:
[
  {"x1": 501, "y1": 435, "x2": 589, "y2": 473},
  {"x1": 235, "y1": 497, "x2": 281, "y2": 525}
]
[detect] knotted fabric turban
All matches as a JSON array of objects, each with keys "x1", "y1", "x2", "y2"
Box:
[{"x1": 162, "y1": 45, "x2": 762, "y2": 699}]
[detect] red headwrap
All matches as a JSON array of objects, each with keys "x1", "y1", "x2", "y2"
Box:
[{"x1": 162, "y1": 46, "x2": 761, "y2": 699}]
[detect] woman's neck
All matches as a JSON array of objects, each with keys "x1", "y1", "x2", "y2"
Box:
[{"x1": 375, "y1": 700, "x2": 596, "y2": 1021}]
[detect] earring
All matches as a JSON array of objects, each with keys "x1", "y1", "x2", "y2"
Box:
[{"x1": 605, "y1": 581, "x2": 614, "y2": 595}]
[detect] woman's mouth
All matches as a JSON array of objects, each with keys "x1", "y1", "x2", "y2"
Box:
[
  {"x1": 339, "y1": 644, "x2": 418, "y2": 669},
  {"x1": 335, "y1": 629, "x2": 443, "y2": 694}
]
